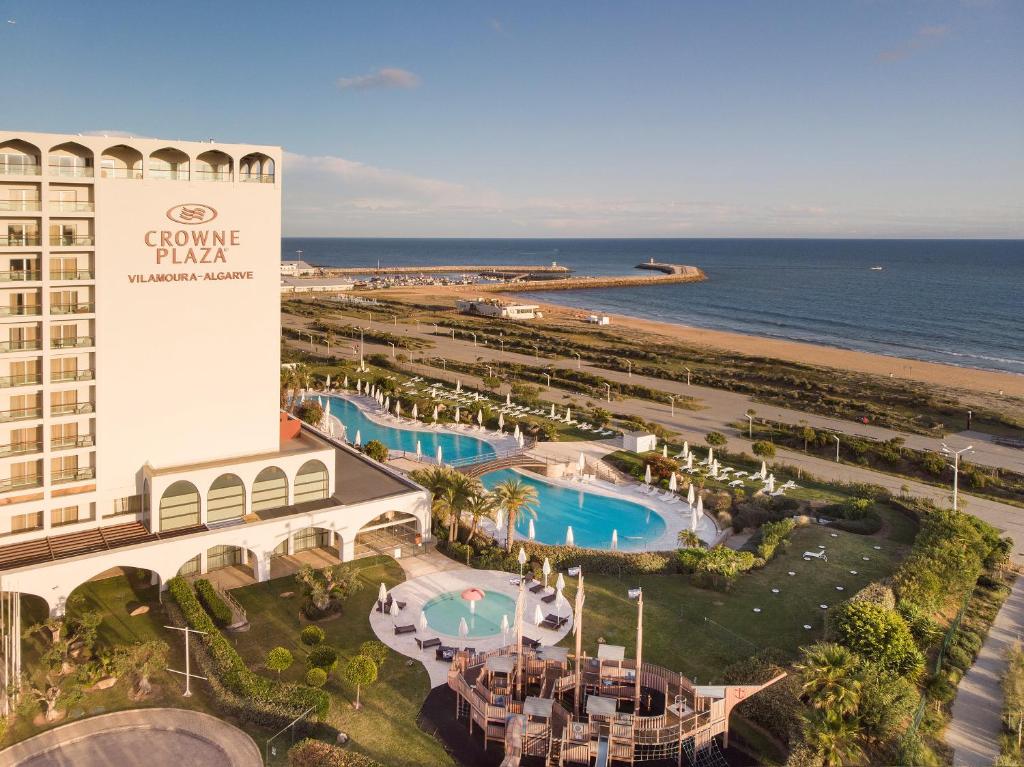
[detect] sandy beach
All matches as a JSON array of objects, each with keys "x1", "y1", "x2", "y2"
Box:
[{"x1": 384, "y1": 285, "x2": 1024, "y2": 399}]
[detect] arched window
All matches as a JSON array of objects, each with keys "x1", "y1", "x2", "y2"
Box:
[
  {"x1": 0, "y1": 139, "x2": 41, "y2": 176},
  {"x1": 101, "y1": 144, "x2": 143, "y2": 179},
  {"x1": 207, "y1": 545, "x2": 245, "y2": 571},
  {"x1": 207, "y1": 473, "x2": 245, "y2": 523},
  {"x1": 294, "y1": 460, "x2": 329, "y2": 504},
  {"x1": 49, "y1": 142, "x2": 94, "y2": 178},
  {"x1": 293, "y1": 526, "x2": 331, "y2": 553},
  {"x1": 195, "y1": 150, "x2": 232, "y2": 181},
  {"x1": 239, "y1": 152, "x2": 274, "y2": 183},
  {"x1": 252, "y1": 466, "x2": 288, "y2": 512},
  {"x1": 149, "y1": 147, "x2": 190, "y2": 180},
  {"x1": 160, "y1": 480, "x2": 200, "y2": 531}
]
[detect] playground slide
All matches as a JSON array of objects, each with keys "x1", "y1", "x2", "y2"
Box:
[
  {"x1": 499, "y1": 714, "x2": 524, "y2": 767},
  {"x1": 595, "y1": 735, "x2": 610, "y2": 767}
]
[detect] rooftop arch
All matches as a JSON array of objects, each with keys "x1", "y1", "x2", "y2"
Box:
[
  {"x1": 239, "y1": 152, "x2": 274, "y2": 183},
  {"x1": 148, "y1": 147, "x2": 190, "y2": 180},
  {"x1": 100, "y1": 144, "x2": 143, "y2": 179},
  {"x1": 195, "y1": 149, "x2": 232, "y2": 181},
  {"x1": 0, "y1": 139, "x2": 42, "y2": 176}
]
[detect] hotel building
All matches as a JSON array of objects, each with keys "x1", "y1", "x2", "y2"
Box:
[{"x1": 0, "y1": 131, "x2": 430, "y2": 707}]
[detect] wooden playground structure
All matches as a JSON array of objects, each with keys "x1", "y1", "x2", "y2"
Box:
[{"x1": 446, "y1": 573, "x2": 784, "y2": 767}]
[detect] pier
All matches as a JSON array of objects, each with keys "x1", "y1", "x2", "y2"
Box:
[{"x1": 319, "y1": 264, "x2": 570, "y2": 276}]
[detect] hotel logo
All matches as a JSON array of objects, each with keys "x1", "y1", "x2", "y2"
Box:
[{"x1": 166, "y1": 203, "x2": 218, "y2": 225}]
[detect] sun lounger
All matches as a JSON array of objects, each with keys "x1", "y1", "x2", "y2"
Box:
[
  {"x1": 416, "y1": 637, "x2": 441, "y2": 650},
  {"x1": 803, "y1": 550, "x2": 827, "y2": 560},
  {"x1": 542, "y1": 592, "x2": 557, "y2": 604},
  {"x1": 529, "y1": 582, "x2": 546, "y2": 594},
  {"x1": 540, "y1": 614, "x2": 569, "y2": 631},
  {"x1": 394, "y1": 624, "x2": 417, "y2": 635},
  {"x1": 521, "y1": 635, "x2": 541, "y2": 649}
]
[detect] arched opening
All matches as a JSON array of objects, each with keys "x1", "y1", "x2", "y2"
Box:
[
  {"x1": 148, "y1": 147, "x2": 189, "y2": 180},
  {"x1": 100, "y1": 144, "x2": 143, "y2": 179},
  {"x1": 354, "y1": 511, "x2": 424, "y2": 560},
  {"x1": 195, "y1": 150, "x2": 232, "y2": 181},
  {"x1": 239, "y1": 152, "x2": 274, "y2": 183},
  {"x1": 252, "y1": 466, "x2": 288, "y2": 513},
  {"x1": 0, "y1": 139, "x2": 41, "y2": 176},
  {"x1": 292, "y1": 525, "x2": 333, "y2": 554},
  {"x1": 294, "y1": 459, "x2": 329, "y2": 504},
  {"x1": 48, "y1": 142, "x2": 94, "y2": 178},
  {"x1": 159, "y1": 480, "x2": 200, "y2": 531},
  {"x1": 207, "y1": 473, "x2": 245, "y2": 523}
]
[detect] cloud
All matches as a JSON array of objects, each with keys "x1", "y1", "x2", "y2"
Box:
[
  {"x1": 335, "y1": 67, "x2": 420, "y2": 91},
  {"x1": 877, "y1": 24, "x2": 951, "y2": 62}
]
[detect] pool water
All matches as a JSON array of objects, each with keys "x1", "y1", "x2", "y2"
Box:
[
  {"x1": 322, "y1": 395, "x2": 496, "y2": 463},
  {"x1": 480, "y1": 469, "x2": 667, "y2": 551},
  {"x1": 422, "y1": 590, "x2": 518, "y2": 638}
]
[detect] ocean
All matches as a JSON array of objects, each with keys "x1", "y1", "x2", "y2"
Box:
[{"x1": 282, "y1": 238, "x2": 1023, "y2": 375}]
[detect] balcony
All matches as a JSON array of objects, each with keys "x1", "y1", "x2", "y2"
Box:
[
  {"x1": 0, "y1": 373, "x2": 42, "y2": 388},
  {"x1": 48, "y1": 165, "x2": 94, "y2": 179},
  {"x1": 50, "y1": 302, "x2": 94, "y2": 315},
  {"x1": 52, "y1": 435, "x2": 94, "y2": 451},
  {"x1": 51, "y1": 401, "x2": 94, "y2": 416},
  {"x1": 50, "y1": 369, "x2": 93, "y2": 383},
  {"x1": 51, "y1": 336, "x2": 94, "y2": 350},
  {"x1": 0, "y1": 306, "x2": 41, "y2": 317},
  {"x1": 0, "y1": 271, "x2": 40, "y2": 283},
  {"x1": 100, "y1": 168, "x2": 142, "y2": 180},
  {"x1": 51, "y1": 269, "x2": 94, "y2": 281},
  {"x1": 0, "y1": 201, "x2": 41, "y2": 213},
  {"x1": 0, "y1": 164, "x2": 40, "y2": 177},
  {"x1": 0, "y1": 474, "x2": 42, "y2": 492},
  {"x1": 51, "y1": 467, "x2": 95, "y2": 484},
  {"x1": 0, "y1": 235, "x2": 41, "y2": 247},
  {"x1": 0, "y1": 441, "x2": 42, "y2": 458},
  {"x1": 0, "y1": 407, "x2": 42, "y2": 423},
  {"x1": 49, "y1": 235, "x2": 94, "y2": 247},
  {"x1": 0, "y1": 339, "x2": 42, "y2": 353},
  {"x1": 241, "y1": 174, "x2": 275, "y2": 184},
  {"x1": 192, "y1": 170, "x2": 232, "y2": 182},
  {"x1": 147, "y1": 168, "x2": 188, "y2": 180},
  {"x1": 49, "y1": 201, "x2": 94, "y2": 214}
]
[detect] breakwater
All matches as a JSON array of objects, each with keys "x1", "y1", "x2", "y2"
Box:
[
  {"x1": 465, "y1": 266, "x2": 706, "y2": 293},
  {"x1": 320, "y1": 264, "x2": 569, "y2": 276}
]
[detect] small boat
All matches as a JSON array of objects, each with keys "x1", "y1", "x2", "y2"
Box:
[{"x1": 870, "y1": 266, "x2": 884, "y2": 271}]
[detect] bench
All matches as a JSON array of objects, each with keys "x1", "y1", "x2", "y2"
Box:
[{"x1": 416, "y1": 637, "x2": 441, "y2": 650}]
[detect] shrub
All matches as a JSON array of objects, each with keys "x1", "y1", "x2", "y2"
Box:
[
  {"x1": 851, "y1": 582, "x2": 897, "y2": 610},
  {"x1": 751, "y1": 440, "x2": 776, "y2": 460},
  {"x1": 678, "y1": 546, "x2": 761, "y2": 591},
  {"x1": 301, "y1": 625, "x2": 325, "y2": 646},
  {"x1": 307, "y1": 645, "x2": 339, "y2": 671},
  {"x1": 288, "y1": 738, "x2": 383, "y2": 767},
  {"x1": 266, "y1": 647, "x2": 294, "y2": 676},
  {"x1": 304, "y1": 667, "x2": 328, "y2": 688},
  {"x1": 194, "y1": 579, "x2": 233, "y2": 627},
  {"x1": 722, "y1": 649, "x2": 801, "y2": 743},
  {"x1": 297, "y1": 400, "x2": 323, "y2": 426},
  {"x1": 757, "y1": 518, "x2": 797, "y2": 561},
  {"x1": 362, "y1": 440, "x2": 388, "y2": 463},
  {"x1": 829, "y1": 600, "x2": 924, "y2": 677},
  {"x1": 343, "y1": 654, "x2": 378, "y2": 708},
  {"x1": 358, "y1": 640, "x2": 389, "y2": 668}
]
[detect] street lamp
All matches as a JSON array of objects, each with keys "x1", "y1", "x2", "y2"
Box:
[
  {"x1": 746, "y1": 413, "x2": 753, "y2": 439},
  {"x1": 438, "y1": 357, "x2": 447, "y2": 371},
  {"x1": 432, "y1": 323, "x2": 438, "y2": 335},
  {"x1": 470, "y1": 332, "x2": 477, "y2": 347},
  {"x1": 668, "y1": 394, "x2": 676, "y2": 416},
  {"x1": 359, "y1": 329, "x2": 365, "y2": 369},
  {"x1": 544, "y1": 372, "x2": 551, "y2": 388},
  {"x1": 941, "y1": 443, "x2": 974, "y2": 512},
  {"x1": 626, "y1": 360, "x2": 632, "y2": 378},
  {"x1": 366, "y1": 310, "x2": 372, "y2": 326},
  {"x1": 573, "y1": 352, "x2": 581, "y2": 369},
  {"x1": 833, "y1": 435, "x2": 840, "y2": 462},
  {"x1": 531, "y1": 343, "x2": 539, "y2": 362},
  {"x1": 388, "y1": 342, "x2": 396, "y2": 358},
  {"x1": 605, "y1": 383, "x2": 611, "y2": 403},
  {"x1": 684, "y1": 367, "x2": 691, "y2": 386},
  {"x1": 451, "y1": 328, "x2": 455, "y2": 340},
  {"x1": 499, "y1": 333, "x2": 505, "y2": 355}
]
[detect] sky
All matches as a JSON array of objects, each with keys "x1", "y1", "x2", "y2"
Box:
[{"x1": 4, "y1": 0, "x2": 1022, "y2": 238}]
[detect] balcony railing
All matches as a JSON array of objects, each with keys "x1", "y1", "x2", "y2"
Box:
[
  {"x1": 0, "y1": 271, "x2": 40, "y2": 282},
  {"x1": 48, "y1": 165, "x2": 94, "y2": 178},
  {"x1": 0, "y1": 340, "x2": 42, "y2": 353},
  {"x1": 51, "y1": 467, "x2": 95, "y2": 484},
  {"x1": 52, "y1": 435, "x2": 94, "y2": 451},
  {"x1": 0, "y1": 306, "x2": 41, "y2": 317},
  {"x1": 0, "y1": 201, "x2": 41, "y2": 212},
  {"x1": 0, "y1": 441, "x2": 42, "y2": 458},
  {"x1": 101, "y1": 167, "x2": 143, "y2": 179},
  {"x1": 49, "y1": 235, "x2": 94, "y2": 246},
  {"x1": 0, "y1": 406, "x2": 42, "y2": 422},
  {"x1": 50, "y1": 302, "x2": 94, "y2": 315},
  {"x1": 0, "y1": 235, "x2": 41, "y2": 247},
  {"x1": 192, "y1": 170, "x2": 232, "y2": 181},
  {"x1": 51, "y1": 269, "x2": 93, "y2": 281},
  {"x1": 51, "y1": 336, "x2": 94, "y2": 350},
  {"x1": 240, "y1": 174, "x2": 275, "y2": 183},
  {"x1": 51, "y1": 369, "x2": 93, "y2": 383},
  {"x1": 51, "y1": 401, "x2": 94, "y2": 416},
  {"x1": 0, "y1": 475, "x2": 42, "y2": 492},
  {"x1": 49, "y1": 201, "x2": 94, "y2": 213},
  {"x1": 0, "y1": 373, "x2": 42, "y2": 388},
  {"x1": 50, "y1": 434, "x2": 94, "y2": 452},
  {"x1": 0, "y1": 164, "x2": 40, "y2": 177},
  {"x1": 147, "y1": 168, "x2": 189, "y2": 180}
]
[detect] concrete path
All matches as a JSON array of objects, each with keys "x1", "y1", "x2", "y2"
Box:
[
  {"x1": 0, "y1": 708, "x2": 261, "y2": 767},
  {"x1": 948, "y1": 577, "x2": 1024, "y2": 766}
]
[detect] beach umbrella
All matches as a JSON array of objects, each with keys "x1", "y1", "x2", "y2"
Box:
[
  {"x1": 555, "y1": 573, "x2": 565, "y2": 592},
  {"x1": 759, "y1": 460, "x2": 767, "y2": 480},
  {"x1": 528, "y1": 519, "x2": 536, "y2": 540},
  {"x1": 506, "y1": 392, "x2": 512, "y2": 406},
  {"x1": 578, "y1": 452, "x2": 586, "y2": 474},
  {"x1": 436, "y1": 445, "x2": 444, "y2": 465},
  {"x1": 682, "y1": 441, "x2": 689, "y2": 457},
  {"x1": 415, "y1": 440, "x2": 422, "y2": 460},
  {"x1": 325, "y1": 375, "x2": 331, "y2": 390},
  {"x1": 318, "y1": 395, "x2": 324, "y2": 408},
  {"x1": 343, "y1": 375, "x2": 349, "y2": 389},
  {"x1": 411, "y1": 403, "x2": 418, "y2": 420},
  {"x1": 644, "y1": 464, "x2": 652, "y2": 485},
  {"x1": 500, "y1": 614, "x2": 509, "y2": 641},
  {"x1": 691, "y1": 502, "x2": 699, "y2": 532},
  {"x1": 611, "y1": 529, "x2": 618, "y2": 549},
  {"x1": 534, "y1": 605, "x2": 544, "y2": 627},
  {"x1": 477, "y1": 409, "x2": 484, "y2": 426},
  {"x1": 565, "y1": 407, "x2": 571, "y2": 423},
  {"x1": 432, "y1": 405, "x2": 438, "y2": 423},
  {"x1": 419, "y1": 611, "x2": 428, "y2": 631},
  {"x1": 550, "y1": 403, "x2": 556, "y2": 418},
  {"x1": 495, "y1": 507, "x2": 504, "y2": 531},
  {"x1": 395, "y1": 401, "x2": 402, "y2": 418},
  {"x1": 686, "y1": 453, "x2": 694, "y2": 470},
  {"x1": 696, "y1": 495, "x2": 704, "y2": 517},
  {"x1": 662, "y1": 444, "x2": 668, "y2": 458},
  {"x1": 707, "y1": 447, "x2": 714, "y2": 466},
  {"x1": 669, "y1": 473, "x2": 678, "y2": 492},
  {"x1": 391, "y1": 600, "x2": 402, "y2": 622},
  {"x1": 498, "y1": 413, "x2": 505, "y2": 431},
  {"x1": 766, "y1": 474, "x2": 776, "y2": 493},
  {"x1": 566, "y1": 526, "x2": 575, "y2": 546},
  {"x1": 384, "y1": 396, "x2": 390, "y2": 412},
  {"x1": 458, "y1": 617, "x2": 469, "y2": 639},
  {"x1": 354, "y1": 429, "x2": 361, "y2": 447},
  {"x1": 542, "y1": 557, "x2": 551, "y2": 590},
  {"x1": 378, "y1": 582, "x2": 388, "y2": 605},
  {"x1": 513, "y1": 424, "x2": 521, "y2": 440},
  {"x1": 454, "y1": 406, "x2": 460, "y2": 423},
  {"x1": 517, "y1": 432, "x2": 525, "y2": 448},
  {"x1": 456, "y1": 379, "x2": 462, "y2": 392},
  {"x1": 686, "y1": 485, "x2": 695, "y2": 507},
  {"x1": 356, "y1": 379, "x2": 362, "y2": 394}
]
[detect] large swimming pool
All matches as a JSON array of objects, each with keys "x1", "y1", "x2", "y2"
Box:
[
  {"x1": 324, "y1": 395, "x2": 496, "y2": 463},
  {"x1": 422, "y1": 590, "x2": 517, "y2": 638},
  {"x1": 479, "y1": 469, "x2": 667, "y2": 551}
]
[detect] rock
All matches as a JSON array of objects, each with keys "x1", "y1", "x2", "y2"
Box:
[
  {"x1": 336, "y1": 732, "x2": 349, "y2": 745},
  {"x1": 92, "y1": 677, "x2": 117, "y2": 690},
  {"x1": 280, "y1": 591, "x2": 295, "y2": 598},
  {"x1": 129, "y1": 605, "x2": 150, "y2": 616}
]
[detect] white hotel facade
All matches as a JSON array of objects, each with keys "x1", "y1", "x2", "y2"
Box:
[{"x1": 0, "y1": 131, "x2": 430, "y2": 705}]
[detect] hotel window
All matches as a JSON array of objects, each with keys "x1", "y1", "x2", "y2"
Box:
[
  {"x1": 5, "y1": 188, "x2": 39, "y2": 211},
  {"x1": 51, "y1": 421, "x2": 79, "y2": 449},
  {"x1": 11, "y1": 511, "x2": 43, "y2": 532},
  {"x1": 50, "y1": 154, "x2": 91, "y2": 176},
  {"x1": 8, "y1": 359, "x2": 39, "y2": 386},
  {"x1": 7, "y1": 258, "x2": 38, "y2": 280},
  {"x1": 10, "y1": 427, "x2": 38, "y2": 454},
  {"x1": 7, "y1": 291, "x2": 38, "y2": 317},
  {"x1": 5, "y1": 223, "x2": 37, "y2": 246},
  {"x1": 1, "y1": 153, "x2": 35, "y2": 173},
  {"x1": 50, "y1": 290, "x2": 77, "y2": 314},
  {"x1": 51, "y1": 356, "x2": 81, "y2": 382},
  {"x1": 50, "y1": 505, "x2": 80, "y2": 527},
  {"x1": 52, "y1": 324, "x2": 80, "y2": 348},
  {"x1": 50, "y1": 224, "x2": 78, "y2": 246},
  {"x1": 6, "y1": 326, "x2": 38, "y2": 352},
  {"x1": 51, "y1": 389, "x2": 82, "y2": 415},
  {"x1": 49, "y1": 189, "x2": 79, "y2": 212},
  {"x1": 52, "y1": 454, "x2": 79, "y2": 482},
  {"x1": 9, "y1": 459, "x2": 39, "y2": 487},
  {"x1": 9, "y1": 393, "x2": 40, "y2": 419}
]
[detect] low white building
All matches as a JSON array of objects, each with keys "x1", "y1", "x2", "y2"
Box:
[
  {"x1": 280, "y1": 259, "x2": 315, "y2": 276},
  {"x1": 456, "y1": 297, "x2": 542, "y2": 320},
  {"x1": 281, "y1": 275, "x2": 355, "y2": 294},
  {"x1": 622, "y1": 431, "x2": 657, "y2": 454},
  {"x1": 587, "y1": 315, "x2": 611, "y2": 325}
]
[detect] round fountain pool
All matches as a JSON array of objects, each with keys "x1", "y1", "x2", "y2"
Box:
[{"x1": 421, "y1": 590, "x2": 517, "y2": 638}]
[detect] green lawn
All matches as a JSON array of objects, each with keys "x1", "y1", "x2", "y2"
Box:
[
  {"x1": 229, "y1": 556, "x2": 453, "y2": 767},
  {"x1": 555, "y1": 522, "x2": 909, "y2": 681}
]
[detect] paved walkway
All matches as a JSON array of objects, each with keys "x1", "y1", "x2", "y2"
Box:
[
  {"x1": 948, "y1": 577, "x2": 1024, "y2": 766},
  {"x1": 0, "y1": 708, "x2": 261, "y2": 767}
]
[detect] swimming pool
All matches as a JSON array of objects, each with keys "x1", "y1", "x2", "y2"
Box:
[
  {"x1": 422, "y1": 590, "x2": 517, "y2": 638},
  {"x1": 480, "y1": 469, "x2": 667, "y2": 551},
  {"x1": 323, "y1": 395, "x2": 496, "y2": 463}
]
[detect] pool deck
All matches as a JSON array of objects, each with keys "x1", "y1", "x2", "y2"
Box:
[{"x1": 369, "y1": 566, "x2": 573, "y2": 687}]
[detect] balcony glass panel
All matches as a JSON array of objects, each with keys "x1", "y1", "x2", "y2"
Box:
[
  {"x1": 50, "y1": 369, "x2": 93, "y2": 383},
  {"x1": 0, "y1": 441, "x2": 41, "y2": 457},
  {"x1": 100, "y1": 168, "x2": 143, "y2": 179},
  {"x1": 0, "y1": 407, "x2": 42, "y2": 422},
  {"x1": 50, "y1": 270, "x2": 94, "y2": 281},
  {"x1": 50, "y1": 303, "x2": 94, "y2": 315},
  {"x1": 0, "y1": 306, "x2": 41, "y2": 317},
  {"x1": 49, "y1": 235, "x2": 93, "y2": 246},
  {"x1": 51, "y1": 401, "x2": 94, "y2": 416},
  {"x1": 0, "y1": 340, "x2": 42, "y2": 353},
  {"x1": 0, "y1": 201, "x2": 41, "y2": 212},
  {"x1": 51, "y1": 467, "x2": 95, "y2": 484},
  {"x1": 50, "y1": 336, "x2": 94, "y2": 349},
  {"x1": 0, "y1": 475, "x2": 42, "y2": 492},
  {"x1": 0, "y1": 236, "x2": 41, "y2": 247},
  {"x1": 0, "y1": 373, "x2": 42, "y2": 388},
  {"x1": 0, "y1": 271, "x2": 41, "y2": 282},
  {"x1": 48, "y1": 165, "x2": 94, "y2": 178},
  {"x1": 49, "y1": 201, "x2": 94, "y2": 213},
  {"x1": 52, "y1": 435, "x2": 94, "y2": 451}
]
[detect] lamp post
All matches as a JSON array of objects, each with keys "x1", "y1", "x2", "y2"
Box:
[
  {"x1": 451, "y1": 328, "x2": 455, "y2": 340},
  {"x1": 668, "y1": 394, "x2": 676, "y2": 417},
  {"x1": 470, "y1": 332, "x2": 477, "y2": 347},
  {"x1": 746, "y1": 413, "x2": 753, "y2": 439},
  {"x1": 684, "y1": 367, "x2": 691, "y2": 386},
  {"x1": 630, "y1": 587, "x2": 643, "y2": 703},
  {"x1": 626, "y1": 360, "x2": 632, "y2": 378},
  {"x1": 499, "y1": 333, "x2": 505, "y2": 355},
  {"x1": 544, "y1": 372, "x2": 551, "y2": 388},
  {"x1": 438, "y1": 358, "x2": 447, "y2": 372},
  {"x1": 366, "y1": 310, "x2": 372, "y2": 326},
  {"x1": 605, "y1": 383, "x2": 611, "y2": 403},
  {"x1": 531, "y1": 343, "x2": 539, "y2": 362},
  {"x1": 573, "y1": 352, "x2": 581, "y2": 370},
  {"x1": 388, "y1": 342, "x2": 396, "y2": 358},
  {"x1": 432, "y1": 323, "x2": 438, "y2": 336},
  {"x1": 833, "y1": 435, "x2": 840, "y2": 463},
  {"x1": 942, "y1": 443, "x2": 974, "y2": 512}
]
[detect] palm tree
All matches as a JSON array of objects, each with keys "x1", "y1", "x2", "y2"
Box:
[
  {"x1": 492, "y1": 478, "x2": 539, "y2": 553},
  {"x1": 290, "y1": 363, "x2": 311, "y2": 407},
  {"x1": 409, "y1": 466, "x2": 480, "y2": 542},
  {"x1": 463, "y1": 492, "x2": 497, "y2": 543},
  {"x1": 795, "y1": 643, "x2": 862, "y2": 715},
  {"x1": 280, "y1": 367, "x2": 295, "y2": 409},
  {"x1": 677, "y1": 530, "x2": 701, "y2": 549},
  {"x1": 802, "y1": 708, "x2": 864, "y2": 767}
]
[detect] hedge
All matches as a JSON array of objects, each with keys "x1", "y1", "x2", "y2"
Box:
[
  {"x1": 194, "y1": 578, "x2": 233, "y2": 627},
  {"x1": 167, "y1": 577, "x2": 329, "y2": 724},
  {"x1": 288, "y1": 738, "x2": 383, "y2": 767},
  {"x1": 756, "y1": 518, "x2": 797, "y2": 561}
]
